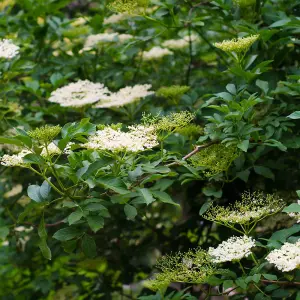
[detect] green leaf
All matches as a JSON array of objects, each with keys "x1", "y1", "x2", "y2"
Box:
[
  {"x1": 199, "y1": 201, "x2": 213, "y2": 216},
  {"x1": 138, "y1": 188, "x2": 155, "y2": 205},
  {"x1": 152, "y1": 190, "x2": 179, "y2": 206},
  {"x1": 256, "y1": 79, "x2": 269, "y2": 94},
  {"x1": 38, "y1": 215, "x2": 47, "y2": 239},
  {"x1": 226, "y1": 84, "x2": 236, "y2": 95},
  {"x1": 23, "y1": 153, "x2": 45, "y2": 165},
  {"x1": 223, "y1": 280, "x2": 234, "y2": 291},
  {"x1": 268, "y1": 224, "x2": 300, "y2": 247},
  {"x1": 287, "y1": 111, "x2": 300, "y2": 119},
  {"x1": 202, "y1": 187, "x2": 222, "y2": 198},
  {"x1": 235, "y1": 278, "x2": 247, "y2": 290},
  {"x1": 87, "y1": 216, "x2": 104, "y2": 233},
  {"x1": 84, "y1": 203, "x2": 107, "y2": 212},
  {"x1": 271, "y1": 289, "x2": 289, "y2": 298},
  {"x1": 254, "y1": 166, "x2": 275, "y2": 180},
  {"x1": 124, "y1": 204, "x2": 137, "y2": 220},
  {"x1": 262, "y1": 274, "x2": 277, "y2": 281},
  {"x1": 27, "y1": 179, "x2": 51, "y2": 202},
  {"x1": 236, "y1": 170, "x2": 250, "y2": 182},
  {"x1": 82, "y1": 234, "x2": 97, "y2": 258},
  {"x1": 0, "y1": 226, "x2": 9, "y2": 240},
  {"x1": 282, "y1": 203, "x2": 300, "y2": 213},
  {"x1": 96, "y1": 177, "x2": 129, "y2": 195},
  {"x1": 0, "y1": 136, "x2": 23, "y2": 146},
  {"x1": 68, "y1": 210, "x2": 83, "y2": 225},
  {"x1": 269, "y1": 18, "x2": 291, "y2": 28},
  {"x1": 39, "y1": 180, "x2": 51, "y2": 200},
  {"x1": 38, "y1": 238, "x2": 52, "y2": 260},
  {"x1": 27, "y1": 185, "x2": 44, "y2": 202},
  {"x1": 53, "y1": 227, "x2": 81, "y2": 241},
  {"x1": 206, "y1": 275, "x2": 224, "y2": 285},
  {"x1": 252, "y1": 274, "x2": 261, "y2": 283},
  {"x1": 237, "y1": 140, "x2": 249, "y2": 152},
  {"x1": 62, "y1": 240, "x2": 77, "y2": 253}
]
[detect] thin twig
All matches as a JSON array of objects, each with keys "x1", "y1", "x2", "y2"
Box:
[
  {"x1": 261, "y1": 280, "x2": 300, "y2": 286},
  {"x1": 166, "y1": 140, "x2": 218, "y2": 167},
  {"x1": 23, "y1": 220, "x2": 64, "y2": 228}
]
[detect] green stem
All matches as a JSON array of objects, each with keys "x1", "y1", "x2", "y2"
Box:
[
  {"x1": 238, "y1": 260, "x2": 246, "y2": 275},
  {"x1": 6, "y1": 207, "x2": 17, "y2": 223},
  {"x1": 251, "y1": 253, "x2": 259, "y2": 265}
]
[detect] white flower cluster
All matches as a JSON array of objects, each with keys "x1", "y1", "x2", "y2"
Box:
[
  {"x1": 103, "y1": 13, "x2": 128, "y2": 24},
  {"x1": 1, "y1": 150, "x2": 31, "y2": 167},
  {"x1": 83, "y1": 32, "x2": 133, "y2": 51},
  {"x1": 142, "y1": 46, "x2": 173, "y2": 60},
  {"x1": 162, "y1": 34, "x2": 199, "y2": 50},
  {"x1": 95, "y1": 84, "x2": 154, "y2": 108},
  {"x1": 287, "y1": 200, "x2": 300, "y2": 223},
  {"x1": 82, "y1": 125, "x2": 158, "y2": 152},
  {"x1": 48, "y1": 80, "x2": 111, "y2": 107},
  {"x1": 266, "y1": 241, "x2": 300, "y2": 272},
  {"x1": 49, "y1": 81, "x2": 154, "y2": 108},
  {"x1": 40, "y1": 142, "x2": 61, "y2": 157},
  {"x1": 0, "y1": 39, "x2": 20, "y2": 59},
  {"x1": 208, "y1": 236, "x2": 255, "y2": 263}
]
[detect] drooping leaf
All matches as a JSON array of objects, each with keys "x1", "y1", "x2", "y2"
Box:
[{"x1": 53, "y1": 227, "x2": 81, "y2": 241}]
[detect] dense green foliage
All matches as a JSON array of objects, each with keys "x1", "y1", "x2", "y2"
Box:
[{"x1": 0, "y1": 0, "x2": 300, "y2": 299}]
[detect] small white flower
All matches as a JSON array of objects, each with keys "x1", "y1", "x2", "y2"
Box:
[
  {"x1": 14, "y1": 226, "x2": 33, "y2": 233},
  {"x1": 266, "y1": 241, "x2": 300, "y2": 272},
  {"x1": 1, "y1": 150, "x2": 31, "y2": 167},
  {"x1": 103, "y1": 13, "x2": 128, "y2": 24},
  {"x1": 162, "y1": 35, "x2": 199, "y2": 50},
  {"x1": 48, "y1": 80, "x2": 111, "y2": 107},
  {"x1": 4, "y1": 184, "x2": 23, "y2": 198},
  {"x1": 82, "y1": 125, "x2": 158, "y2": 152},
  {"x1": 95, "y1": 84, "x2": 154, "y2": 108},
  {"x1": 40, "y1": 142, "x2": 62, "y2": 157},
  {"x1": 83, "y1": 32, "x2": 132, "y2": 51},
  {"x1": 118, "y1": 33, "x2": 133, "y2": 43},
  {"x1": 142, "y1": 46, "x2": 173, "y2": 60},
  {"x1": 208, "y1": 236, "x2": 255, "y2": 263},
  {"x1": 0, "y1": 39, "x2": 19, "y2": 59}
]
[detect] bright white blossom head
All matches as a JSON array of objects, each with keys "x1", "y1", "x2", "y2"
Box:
[
  {"x1": 162, "y1": 39, "x2": 189, "y2": 50},
  {"x1": 83, "y1": 33, "x2": 132, "y2": 51},
  {"x1": 40, "y1": 142, "x2": 61, "y2": 157},
  {"x1": 142, "y1": 46, "x2": 173, "y2": 61},
  {"x1": 0, "y1": 39, "x2": 20, "y2": 59},
  {"x1": 95, "y1": 84, "x2": 154, "y2": 108},
  {"x1": 48, "y1": 80, "x2": 111, "y2": 107},
  {"x1": 214, "y1": 35, "x2": 259, "y2": 53},
  {"x1": 83, "y1": 33, "x2": 118, "y2": 50},
  {"x1": 208, "y1": 236, "x2": 255, "y2": 263},
  {"x1": 118, "y1": 33, "x2": 134, "y2": 43},
  {"x1": 104, "y1": 13, "x2": 128, "y2": 24},
  {"x1": 1, "y1": 150, "x2": 31, "y2": 167},
  {"x1": 82, "y1": 125, "x2": 158, "y2": 152},
  {"x1": 266, "y1": 241, "x2": 300, "y2": 272}
]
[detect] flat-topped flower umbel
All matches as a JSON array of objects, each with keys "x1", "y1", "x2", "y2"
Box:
[
  {"x1": 208, "y1": 235, "x2": 255, "y2": 263},
  {"x1": 95, "y1": 84, "x2": 154, "y2": 108},
  {"x1": 48, "y1": 80, "x2": 111, "y2": 107},
  {"x1": 266, "y1": 241, "x2": 300, "y2": 272},
  {"x1": 82, "y1": 125, "x2": 158, "y2": 152},
  {"x1": 0, "y1": 39, "x2": 19, "y2": 59}
]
